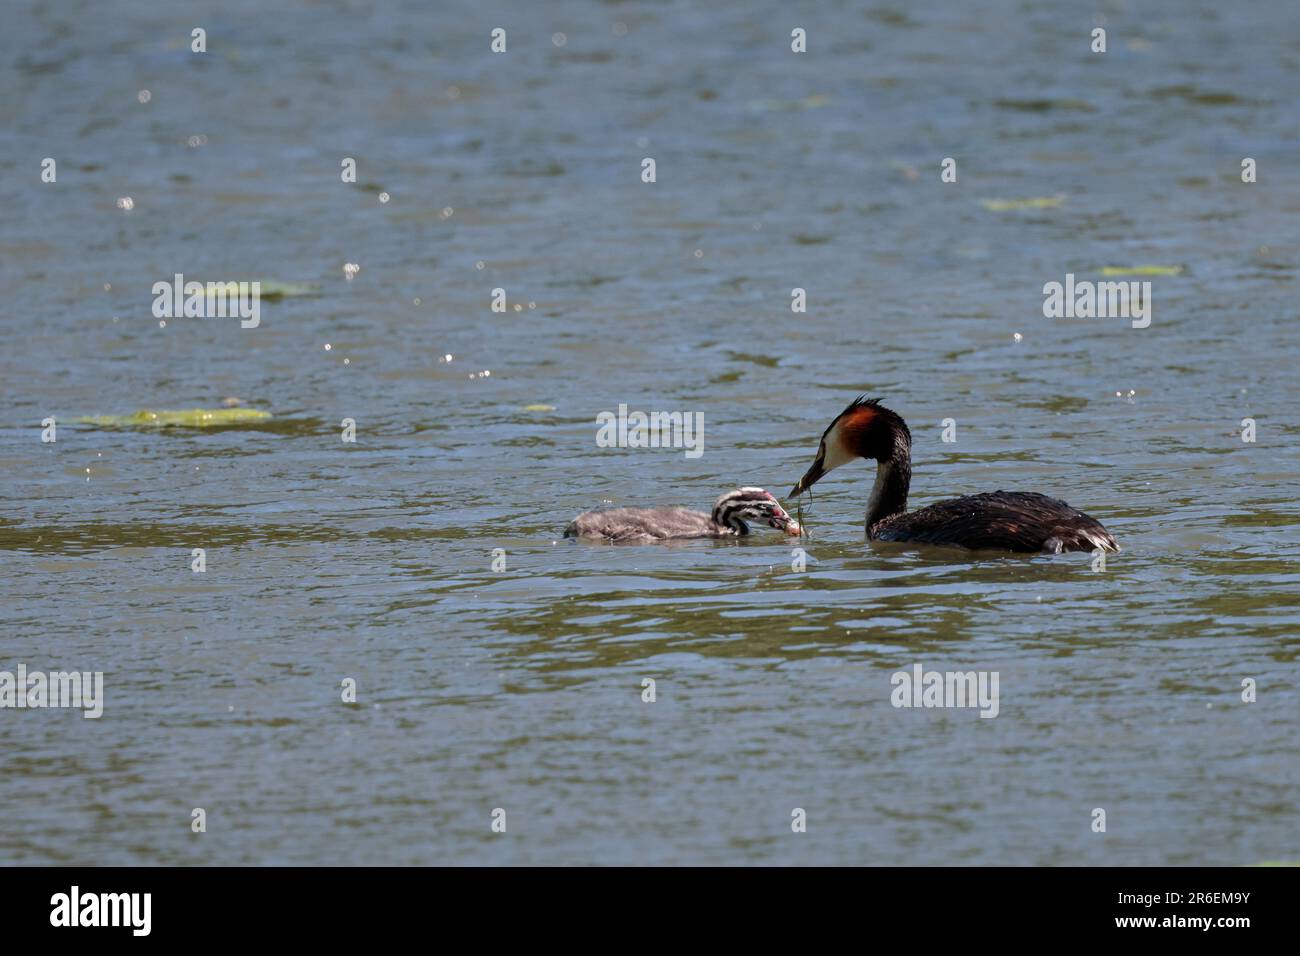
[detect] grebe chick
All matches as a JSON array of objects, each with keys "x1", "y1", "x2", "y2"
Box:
[
  {"x1": 564, "y1": 487, "x2": 801, "y2": 543},
  {"x1": 789, "y1": 397, "x2": 1118, "y2": 554}
]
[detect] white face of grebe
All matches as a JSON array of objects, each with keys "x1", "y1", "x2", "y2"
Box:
[
  {"x1": 721, "y1": 487, "x2": 802, "y2": 536},
  {"x1": 789, "y1": 416, "x2": 859, "y2": 497}
]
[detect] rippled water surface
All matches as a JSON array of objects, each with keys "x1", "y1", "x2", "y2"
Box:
[{"x1": 2, "y1": 0, "x2": 1298, "y2": 865}]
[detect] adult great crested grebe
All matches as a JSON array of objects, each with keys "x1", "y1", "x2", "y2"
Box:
[
  {"x1": 788, "y1": 397, "x2": 1119, "y2": 554},
  {"x1": 564, "y1": 487, "x2": 801, "y2": 543}
]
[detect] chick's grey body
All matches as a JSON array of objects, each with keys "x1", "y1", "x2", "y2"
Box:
[
  {"x1": 564, "y1": 506, "x2": 732, "y2": 542},
  {"x1": 564, "y1": 487, "x2": 798, "y2": 543}
]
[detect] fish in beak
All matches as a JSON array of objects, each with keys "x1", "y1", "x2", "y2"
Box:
[{"x1": 767, "y1": 504, "x2": 802, "y2": 537}]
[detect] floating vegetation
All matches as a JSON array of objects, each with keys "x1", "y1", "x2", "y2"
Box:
[
  {"x1": 1148, "y1": 85, "x2": 1242, "y2": 106},
  {"x1": 747, "y1": 94, "x2": 829, "y2": 112},
  {"x1": 1100, "y1": 265, "x2": 1184, "y2": 276},
  {"x1": 993, "y1": 97, "x2": 1096, "y2": 113},
  {"x1": 867, "y1": 8, "x2": 917, "y2": 27},
  {"x1": 254, "y1": 281, "x2": 316, "y2": 300},
  {"x1": 77, "y1": 408, "x2": 272, "y2": 428},
  {"x1": 498, "y1": 158, "x2": 566, "y2": 177},
  {"x1": 980, "y1": 195, "x2": 1065, "y2": 211}
]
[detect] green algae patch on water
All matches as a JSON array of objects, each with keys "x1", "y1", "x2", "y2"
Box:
[
  {"x1": 1100, "y1": 265, "x2": 1185, "y2": 276},
  {"x1": 746, "y1": 94, "x2": 829, "y2": 112},
  {"x1": 979, "y1": 195, "x2": 1065, "y2": 211},
  {"x1": 77, "y1": 408, "x2": 273, "y2": 428},
  {"x1": 252, "y1": 281, "x2": 316, "y2": 301}
]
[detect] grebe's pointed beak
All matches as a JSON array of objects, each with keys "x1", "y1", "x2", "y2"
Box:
[{"x1": 789, "y1": 450, "x2": 825, "y2": 498}]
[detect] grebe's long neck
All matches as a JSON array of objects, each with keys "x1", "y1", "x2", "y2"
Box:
[{"x1": 866, "y1": 425, "x2": 912, "y2": 535}]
